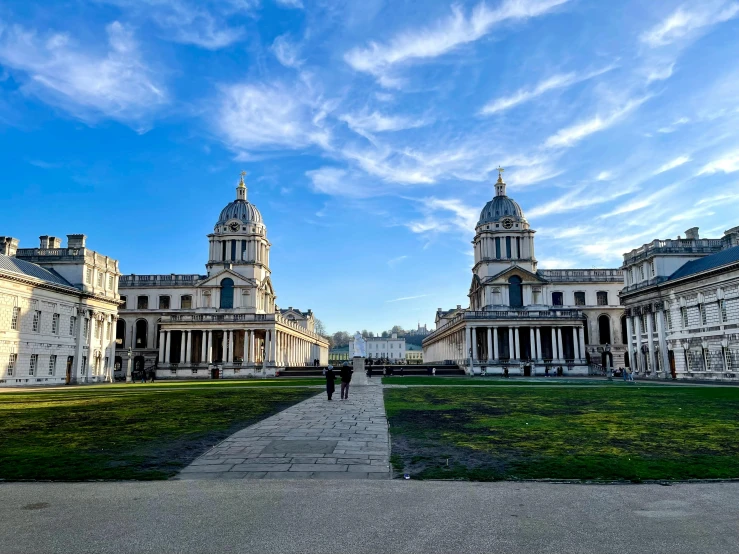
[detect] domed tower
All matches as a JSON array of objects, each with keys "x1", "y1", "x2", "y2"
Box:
[
  {"x1": 470, "y1": 168, "x2": 537, "y2": 308},
  {"x1": 206, "y1": 172, "x2": 271, "y2": 282}
]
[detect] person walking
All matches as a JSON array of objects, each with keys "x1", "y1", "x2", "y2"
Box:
[
  {"x1": 627, "y1": 366, "x2": 635, "y2": 382},
  {"x1": 622, "y1": 367, "x2": 628, "y2": 382},
  {"x1": 149, "y1": 368, "x2": 156, "y2": 383},
  {"x1": 367, "y1": 366, "x2": 373, "y2": 379},
  {"x1": 140, "y1": 368, "x2": 146, "y2": 384},
  {"x1": 325, "y1": 365, "x2": 336, "y2": 400},
  {"x1": 340, "y1": 362, "x2": 352, "y2": 400}
]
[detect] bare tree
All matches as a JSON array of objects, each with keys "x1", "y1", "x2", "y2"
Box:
[{"x1": 314, "y1": 318, "x2": 328, "y2": 338}]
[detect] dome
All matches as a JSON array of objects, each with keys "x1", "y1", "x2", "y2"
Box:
[
  {"x1": 217, "y1": 199, "x2": 263, "y2": 225},
  {"x1": 477, "y1": 195, "x2": 525, "y2": 226}
]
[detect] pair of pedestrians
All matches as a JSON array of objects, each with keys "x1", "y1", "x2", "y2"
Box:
[{"x1": 325, "y1": 362, "x2": 353, "y2": 400}]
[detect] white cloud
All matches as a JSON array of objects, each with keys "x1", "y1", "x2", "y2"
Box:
[
  {"x1": 480, "y1": 65, "x2": 614, "y2": 115},
  {"x1": 698, "y1": 149, "x2": 739, "y2": 175},
  {"x1": 599, "y1": 183, "x2": 682, "y2": 219},
  {"x1": 0, "y1": 20, "x2": 166, "y2": 124},
  {"x1": 406, "y1": 197, "x2": 479, "y2": 235},
  {"x1": 509, "y1": 165, "x2": 563, "y2": 186},
  {"x1": 272, "y1": 34, "x2": 303, "y2": 68},
  {"x1": 345, "y1": 0, "x2": 569, "y2": 84},
  {"x1": 385, "y1": 294, "x2": 430, "y2": 303},
  {"x1": 537, "y1": 258, "x2": 577, "y2": 269},
  {"x1": 306, "y1": 167, "x2": 385, "y2": 198},
  {"x1": 544, "y1": 96, "x2": 649, "y2": 148},
  {"x1": 340, "y1": 110, "x2": 430, "y2": 135},
  {"x1": 217, "y1": 81, "x2": 330, "y2": 151},
  {"x1": 657, "y1": 116, "x2": 690, "y2": 133},
  {"x1": 527, "y1": 185, "x2": 633, "y2": 218},
  {"x1": 387, "y1": 255, "x2": 408, "y2": 267},
  {"x1": 275, "y1": 0, "x2": 304, "y2": 8},
  {"x1": 641, "y1": 2, "x2": 739, "y2": 47},
  {"x1": 646, "y1": 62, "x2": 674, "y2": 83},
  {"x1": 596, "y1": 171, "x2": 613, "y2": 181},
  {"x1": 655, "y1": 155, "x2": 691, "y2": 175}
]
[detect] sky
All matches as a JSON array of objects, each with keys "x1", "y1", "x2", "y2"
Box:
[{"x1": 2, "y1": 0, "x2": 739, "y2": 335}]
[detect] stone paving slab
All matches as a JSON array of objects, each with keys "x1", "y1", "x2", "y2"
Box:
[{"x1": 176, "y1": 383, "x2": 390, "y2": 480}]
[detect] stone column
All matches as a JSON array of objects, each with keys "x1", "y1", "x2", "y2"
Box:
[
  {"x1": 227, "y1": 330, "x2": 234, "y2": 363},
  {"x1": 185, "y1": 331, "x2": 192, "y2": 363},
  {"x1": 573, "y1": 327, "x2": 580, "y2": 359},
  {"x1": 221, "y1": 332, "x2": 227, "y2": 364},
  {"x1": 625, "y1": 317, "x2": 635, "y2": 371},
  {"x1": 471, "y1": 327, "x2": 478, "y2": 360},
  {"x1": 646, "y1": 311, "x2": 656, "y2": 374},
  {"x1": 492, "y1": 327, "x2": 499, "y2": 360},
  {"x1": 508, "y1": 328, "x2": 514, "y2": 361},
  {"x1": 557, "y1": 327, "x2": 564, "y2": 360},
  {"x1": 206, "y1": 330, "x2": 213, "y2": 363},
  {"x1": 535, "y1": 327, "x2": 542, "y2": 361},
  {"x1": 551, "y1": 328, "x2": 557, "y2": 360},
  {"x1": 179, "y1": 332, "x2": 186, "y2": 364},
  {"x1": 634, "y1": 314, "x2": 643, "y2": 372},
  {"x1": 578, "y1": 326, "x2": 586, "y2": 361},
  {"x1": 158, "y1": 330, "x2": 166, "y2": 363},
  {"x1": 243, "y1": 330, "x2": 249, "y2": 364},
  {"x1": 530, "y1": 328, "x2": 536, "y2": 360},
  {"x1": 486, "y1": 328, "x2": 493, "y2": 362},
  {"x1": 249, "y1": 331, "x2": 255, "y2": 364},
  {"x1": 657, "y1": 310, "x2": 669, "y2": 376},
  {"x1": 201, "y1": 331, "x2": 207, "y2": 364},
  {"x1": 514, "y1": 328, "x2": 520, "y2": 360},
  {"x1": 465, "y1": 327, "x2": 472, "y2": 361},
  {"x1": 165, "y1": 330, "x2": 171, "y2": 363}
]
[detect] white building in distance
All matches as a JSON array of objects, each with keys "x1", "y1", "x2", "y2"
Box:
[
  {"x1": 350, "y1": 333, "x2": 406, "y2": 363},
  {"x1": 620, "y1": 226, "x2": 739, "y2": 380},
  {"x1": 1, "y1": 234, "x2": 120, "y2": 386},
  {"x1": 116, "y1": 174, "x2": 329, "y2": 379},
  {"x1": 423, "y1": 170, "x2": 625, "y2": 375}
]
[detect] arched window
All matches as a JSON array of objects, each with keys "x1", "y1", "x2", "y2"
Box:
[
  {"x1": 598, "y1": 315, "x2": 611, "y2": 345},
  {"x1": 135, "y1": 319, "x2": 148, "y2": 349},
  {"x1": 116, "y1": 319, "x2": 126, "y2": 346},
  {"x1": 508, "y1": 276, "x2": 523, "y2": 308},
  {"x1": 220, "y1": 278, "x2": 234, "y2": 309},
  {"x1": 620, "y1": 315, "x2": 627, "y2": 345}
]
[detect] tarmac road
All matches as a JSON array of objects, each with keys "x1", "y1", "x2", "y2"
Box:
[{"x1": 1, "y1": 480, "x2": 738, "y2": 554}]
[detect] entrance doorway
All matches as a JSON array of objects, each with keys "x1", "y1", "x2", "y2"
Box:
[
  {"x1": 523, "y1": 364, "x2": 532, "y2": 377},
  {"x1": 65, "y1": 356, "x2": 74, "y2": 385},
  {"x1": 211, "y1": 366, "x2": 220, "y2": 379}
]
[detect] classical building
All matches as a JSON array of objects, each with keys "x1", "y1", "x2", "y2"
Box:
[
  {"x1": 405, "y1": 343, "x2": 424, "y2": 364},
  {"x1": 620, "y1": 226, "x2": 739, "y2": 380},
  {"x1": 116, "y1": 174, "x2": 329, "y2": 379},
  {"x1": 422, "y1": 170, "x2": 625, "y2": 375},
  {"x1": 0, "y1": 234, "x2": 120, "y2": 386},
  {"x1": 350, "y1": 333, "x2": 406, "y2": 363}
]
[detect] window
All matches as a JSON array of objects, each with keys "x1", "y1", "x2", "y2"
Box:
[
  {"x1": 639, "y1": 265, "x2": 645, "y2": 281},
  {"x1": 108, "y1": 275, "x2": 113, "y2": 290},
  {"x1": 494, "y1": 237, "x2": 501, "y2": 259},
  {"x1": 159, "y1": 296, "x2": 170, "y2": 310},
  {"x1": 135, "y1": 320, "x2": 148, "y2": 348},
  {"x1": 137, "y1": 296, "x2": 149, "y2": 309},
  {"x1": 94, "y1": 320, "x2": 101, "y2": 339},
  {"x1": 516, "y1": 237, "x2": 521, "y2": 259},
  {"x1": 29, "y1": 354, "x2": 38, "y2": 376},
  {"x1": 665, "y1": 306, "x2": 672, "y2": 329},
  {"x1": 120, "y1": 296, "x2": 127, "y2": 308},
  {"x1": 83, "y1": 318, "x2": 89, "y2": 340},
  {"x1": 574, "y1": 292, "x2": 585, "y2": 306},
  {"x1": 596, "y1": 291, "x2": 608, "y2": 306},
  {"x1": 508, "y1": 276, "x2": 523, "y2": 308},
  {"x1": 552, "y1": 292, "x2": 563, "y2": 306},
  {"x1": 640, "y1": 315, "x2": 647, "y2": 334},
  {"x1": 86, "y1": 268, "x2": 92, "y2": 283},
  {"x1": 32, "y1": 310, "x2": 41, "y2": 332},
  {"x1": 49, "y1": 355, "x2": 56, "y2": 375},
  {"x1": 116, "y1": 320, "x2": 126, "y2": 346},
  {"x1": 681, "y1": 307, "x2": 689, "y2": 328},
  {"x1": 220, "y1": 278, "x2": 234, "y2": 309},
  {"x1": 181, "y1": 295, "x2": 192, "y2": 309},
  {"x1": 650, "y1": 262, "x2": 655, "y2": 277},
  {"x1": 720, "y1": 300, "x2": 728, "y2": 323},
  {"x1": 105, "y1": 356, "x2": 109, "y2": 371},
  {"x1": 699, "y1": 304, "x2": 706, "y2": 325},
  {"x1": 52, "y1": 313, "x2": 60, "y2": 334},
  {"x1": 505, "y1": 236, "x2": 512, "y2": 259},
  {"x1": 11, "y1": 307, "x2": 20, "y2": 330},
  {"x1": 7, "y1": 353, "x2": 17, "y2": 376},
  {"x1": 598, "y1": 315, "x2": 611, "y2": 344},
  {"x1": 81, "y1": 356, "x2": 87, "y2": 375},
  {"x1": 97, "y1": 272, "x2": 103, "y2": 287},
  {"x1": 69, "y1": 316, "x2": 76, "y2": 336}
]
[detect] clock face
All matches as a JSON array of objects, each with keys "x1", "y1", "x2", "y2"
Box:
[
  {"x1": 229, "y1": 222, "x2": 241, "y2": 232},
  {"x1": 502, "y1": 218, "x2": 514, "y2": 230}
]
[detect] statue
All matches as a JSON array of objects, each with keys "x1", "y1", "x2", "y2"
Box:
[{"x1": 352, "y1": 332, "x2": 367, "y2": 358}]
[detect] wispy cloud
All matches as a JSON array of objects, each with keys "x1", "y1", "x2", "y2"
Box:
[
  {"x1": 0, "y1": 20, "x2": 166, "y2": 124},
  {"x1": 340, "y1": 110, "x2": 431, "y2": 135},
  {"x1": 527, "y1": 186, "x2": 631, "y2": 218},
  {"x1": 272, "y1": 34, "x2": 303, "y2": 68},
  {"x1": 387, "y1": 255, "x2": 408, "y2": 267},
  {"x1": 275, "y1": 0, "x2": 303, "y2": 8},
  {"x1": 307, "y1": 167, "x2": 382, "y2": 198},
  {"x1": 646, "y1": 62, "x2": 674, "y2": 83},
  {"x1": 345, "y1": 0, "x2": 569, "y2": 85},
  {"x1": 406, "y1": 197, "x2": 478, "y2": 234},
  {"x1": 657, "y1": 116, "x2": 689, "y2": 133},
  {"x1": 480, "y1": 65, "x2": 614, "y2": 115},
  {"x1": 641, "y1": 1, "x2": 739, "y2": 47},
  {"x1": 654, "y1": 155, "x2": 690, "y2": 175},
  {"x1": 698, "y1": 149, "x2": 739, "y2": 175},
  {"x1": 385, "y1": 293, "x2": 430, "y2": 303},
  {"x1": 544, "y1": 96, "x2": 650, "y2": 148}
]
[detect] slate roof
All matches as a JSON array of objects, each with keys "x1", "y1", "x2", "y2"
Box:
[
  {"x1": 668, "y1": 245, "x2": 739, "y2": 281},
  {"x1": 0, "y1": 254, "x2": 76, "y2": 289}
]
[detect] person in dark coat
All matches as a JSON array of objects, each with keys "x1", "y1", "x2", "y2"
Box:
[
  {"x1": 325, "y1": 366, "x2": 336, "y2": 400},
  {"x1": 340, "y1": 362, "x2": 352, "y2": 400}
]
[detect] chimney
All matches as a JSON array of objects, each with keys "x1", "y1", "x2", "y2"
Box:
[
  {"x1": 39, "y1": 235, "x2": 50, "y2": 249},
  {"x1": 724, "y1": 226, "x2": 739, "y2": 248},
  {"x1": 49, "y1": 236, "x2": 62, "y2": 248},
  {"x1": 67, "y1": 234, "x2": 87, "y2": 248},
  {"x1": 0, "y1": 236, "x2": 19, "y2": 257},
  {"x1": 685, "y1": 227, "x2": 699, "y2": 240},
  {"x1": 456, "y1": 304, "x2": 461, "y2": 309}
]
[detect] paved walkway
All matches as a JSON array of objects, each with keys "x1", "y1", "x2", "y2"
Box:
[{"x1": 177, "y1": 373, "x2": 389, "y2": 480}]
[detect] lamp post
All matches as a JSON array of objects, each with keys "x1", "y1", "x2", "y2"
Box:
[
  {"x1": 605, "y1": 343, "x2": 613, "y2": 381},
  {"x1": 126, "y1": 347, "x2": 133, "y2": 383}
]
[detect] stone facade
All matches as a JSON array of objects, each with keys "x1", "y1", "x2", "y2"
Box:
[
  {"x1": 0, "y1": 234, "x2": 120, "y2": 386},
  {"x1": 116, "y1": 175, "x2": 329, "y2": 379},
  {"x1": 350, "y1": 333, "x2": 406, "y2": 363},
  {"x1": 620, "y1": 226, "x2": 739, "y2": 380},
  {"x1": 423, "y1": 171, "x2": 626, "y2": 376}
]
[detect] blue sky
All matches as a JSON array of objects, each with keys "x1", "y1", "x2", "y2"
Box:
[{"x1": 2, "y1": 0, "x2": 739, "y2": 334}]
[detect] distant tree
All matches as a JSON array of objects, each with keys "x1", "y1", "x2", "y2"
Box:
[
  {"x1": 332, "y1": 331, "x2": 351, "y2": 347},
  {"x1": 381, "y1": 331, "x2": 389, "y2": 338},
  {"x1": 361, "y1": 329, "x2": 370, "y2": 338},
  {"x1": 314, "y1": 318, "x2": 328, "y2": 338},
  {"x1": 391, "y1": 325, "x2": 405, "y2": 336},
  {"x1": 368, "y1": 331, "x2": 375, "y2": 338}
]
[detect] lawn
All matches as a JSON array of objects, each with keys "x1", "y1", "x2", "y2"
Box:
[
  {"x1": 385, "y1": 385, "x2": 739, "y2": 482},
  {"x1": 382, "y1": 376, "x2": 661, "y2": 386},
  {"x1": 0, "y1": 381, "x2": 320, "y2": 481}
]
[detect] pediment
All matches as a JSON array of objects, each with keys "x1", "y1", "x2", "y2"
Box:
[
  {"x1": 261, "y1": 276, "x2": 275, "y2": 295},
  {"x1": 484, "y1": 265, "x2": 547, "y2": 285},
  {"x1": 197, "y1": 269, "x2": 255, "y2": 288}
]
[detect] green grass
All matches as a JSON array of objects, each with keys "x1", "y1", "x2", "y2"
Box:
[
  {"x1": 384, "y1": 385, "x2": 739, "y2": 482},
  {"x1": 382, "y1": 376, "x2": 661, "y2": 386},
  {"x1": 0, "y1": 380, "x2": 320, "y2": 481}
]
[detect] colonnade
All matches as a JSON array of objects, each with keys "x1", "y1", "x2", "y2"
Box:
[
  {"x1": 624, "y1": 306, "x2": 670, "y2": 374},
  {"x1": 425, "y1": 324, "x2": 586, "y2": 363},
  {"x1": 158, "y1": 328, "x2": 323, "y2": 367}
]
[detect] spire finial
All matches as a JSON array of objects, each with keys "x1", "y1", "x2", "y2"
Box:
[
  {"x1": 496, "y1": 166, "x2": 505, "y2": 183},
  {"x1": 238, "y1": 170, "x2": 247, "y2": 188},
  {"x1": 236, "y1": 171, "x2": 247, "y2": 200},
  {"x1": 495, "y1": 166, "x2": 506, "y2": 197}
]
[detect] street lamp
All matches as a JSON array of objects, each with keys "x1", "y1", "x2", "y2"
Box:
[
  {"x1": 605, "y1": 343, "x2": 613, "y2": 381},
  {"x1": 126, "y1": 347, "x2": 133, "y2": 383}
]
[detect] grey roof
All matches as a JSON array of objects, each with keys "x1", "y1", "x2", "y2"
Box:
[
  {"x1": 668, "y1": 245, "x2": 739, "y2": 281},
  {"x1": 217, "y1": 199, "x2": 263, "y2": 225},
  {"x1": 478, "y1": 195, "x2": 525, "y2": 226},
  {"x1": 0, "y1": 254, "x2": 76, "y2": 288}
]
